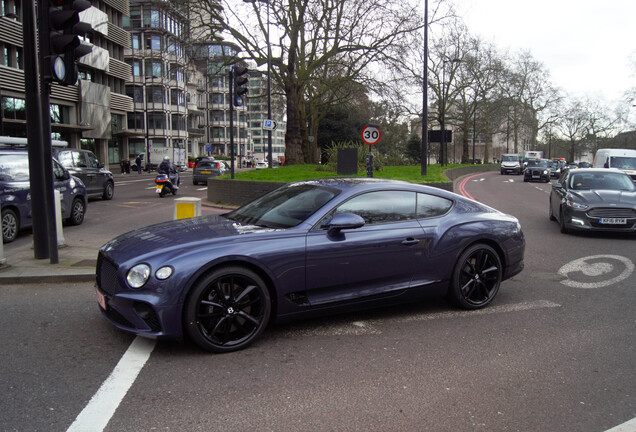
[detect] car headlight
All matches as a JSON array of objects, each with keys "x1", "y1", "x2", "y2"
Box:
[
  {"x1": 127, "y1": 264, "x2": 150, "y2": 288},
  {"x1": 543, "y1": 170, "x2": 549, "y2": 175},
  {"x1": 566, "y1": 200, "x2": 588, "y2": 210},
  {"x1": 155, "y1": 266, "x2": 173, "y2": 280}
]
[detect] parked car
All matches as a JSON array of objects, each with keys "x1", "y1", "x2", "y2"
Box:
[
  {"x1": 96, "y1": 178, "x2": 525, "y2": 353},
  {"x1": 524, "y1": 159, "x2": 551, "y2": 183},
  {"x1": 52, "y1": 148, "x2": 114, "y2": 200},
  {"x1": 1, "y1": 148, "x2": 87, "y2": 243},
  {"x1": 549, "y1": 168, "x2": 636, "y2": 234},
  {"x1": 192, "y1": 159, "x2": 228, "y2": 185},
  {"x1": 577, "y1": 161, "x2": 591, "y2": 168}
]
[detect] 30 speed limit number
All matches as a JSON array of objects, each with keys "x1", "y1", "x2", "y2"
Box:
[{"x1": 361, "y1": 125, "x2": 381, "y2": 145}]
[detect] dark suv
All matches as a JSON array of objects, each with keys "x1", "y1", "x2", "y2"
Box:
[
  {"x1": 1, "y1": 148, "x2": 88, "y2": 243},
  {"x1": 52, "y1": 148, "x2": 114, "y2": 200}
]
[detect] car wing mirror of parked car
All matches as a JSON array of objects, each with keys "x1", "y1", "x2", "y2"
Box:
[{"x1": 327, "y1": 212, "x2": 365, "y2": 236}]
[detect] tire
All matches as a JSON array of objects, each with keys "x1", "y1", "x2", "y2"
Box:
[
  {"x1": 549, "y1": 198, "x2": 556, "y2": 221},
  {"x1": 193, "y1": 180, "x2": 198, "y2": 186},
  {"x1": 102, "y1": 181, "x2": 114, "y2": 200},
  {"x1": 184, "y1": 266, "x2": 271, "y2": 353},
  {"x1": 67, "y1": 197, "x2": 85, "y2": 226},
  {"x1": 159, "y1": 187, "x2": 167, "y2": 198},
  {"x1": 2, "y1": 208, "x2": 19, "y2": 243},
  {"x1": 559, "y1": 208, "x2": 569, "y2": 234},
  {"x1": 448, "y1": 244, "x2": 502, "y2": 310}
]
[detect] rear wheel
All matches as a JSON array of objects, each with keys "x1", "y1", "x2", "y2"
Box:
[
  {"x1": 2, "y1": 208, "x2": 19, "y2": 243},
  {"x1": 184, "y1": 266, "x2": 271, "y2": 353},
  {"x1": 67, "y1": 198, "x2": 85, "y2": 226},
  {"x1": 448, "y1": 244, "x2": 502, "y2": 310}
]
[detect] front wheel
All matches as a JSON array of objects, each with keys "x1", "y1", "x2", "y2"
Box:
[
  {"x1": 448, "y1": 244, "x2": 502, "y2": 310},
  {"x1": 184, "y1": 266, "x2": 271, "y2": 353}
]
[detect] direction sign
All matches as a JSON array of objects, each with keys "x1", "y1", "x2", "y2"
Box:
[
  {"x1": 361, "y1": 125, "x2": 381, "y2": 145},
  {"x1": 263, "y1": 119, "x2": 278, "y2": 131}
]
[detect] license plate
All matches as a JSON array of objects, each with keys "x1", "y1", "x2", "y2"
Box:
[
  {"x1": 201, "y1": 170, "x2": 211, "y2": 174},
  {"x1": 96, "y1": 288, "x2": 107, "y2": 310},
  {"x1": 599, "y1": 218, "x2": 626, "y2": 225},
  {"x1": 155, "y1": 185, "x2": 162, "y2": 193}
]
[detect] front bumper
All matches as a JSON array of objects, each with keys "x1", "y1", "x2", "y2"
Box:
[{"x1": 561, "y1": 206, "x2": 636, "y2": 232}]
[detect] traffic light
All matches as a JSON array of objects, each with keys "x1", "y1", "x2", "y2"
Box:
[
  {"x1": 233, "y1": 66, "x2": 249, "y2": 107},
  {"x1": 45, "y1": 0, "x2": 93, "y2": 86}
]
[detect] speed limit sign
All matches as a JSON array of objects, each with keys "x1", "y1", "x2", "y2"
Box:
[{"x1": 361, "y1": 125, "x2": 381, "y2": 145}]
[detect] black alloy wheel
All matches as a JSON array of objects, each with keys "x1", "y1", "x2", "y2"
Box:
[
  {"x1": 448, "y1": 244, "x2": 502, "y2": 310},
  {"x1": 184, "y1": 266, "x2": 271, "y2": 353},
  {"x1": 67, "y1": 198, "x2": 85, "y2": 226},
  {"x1": 1, "y1": 208, "x2": 19, "y2": 243}
]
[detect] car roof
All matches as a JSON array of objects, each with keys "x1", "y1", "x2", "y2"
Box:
[{"x1": 565, "y1": 168, "x2": 628, "y2": 175}]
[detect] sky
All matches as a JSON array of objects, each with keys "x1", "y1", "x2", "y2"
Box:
[{"x1": 459, "y1": 0, "x2": 636, "y2": 104}]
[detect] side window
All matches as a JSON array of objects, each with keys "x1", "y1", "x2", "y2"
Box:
[
  {"x1": 56, "y1": 151, "x2": 74, "y2": 168},
  {"x1": 416, "y1": 193, "x2": 453, "y2": 218},
  {"x1": 52, "y1": 160, "x2": 67, "y2": 180},
  {"x1": 334, "y1": 191, "x2": 416, "y2": 225},
  {"x1": 86, "y1": 151, "x2": 100, "y2": 168},
  {"x1": 72, "y1": 151, "x2": 87, "y2": 167},
  {"x1": 558, "y1": 170, "x2": 568, "y2": 187}
]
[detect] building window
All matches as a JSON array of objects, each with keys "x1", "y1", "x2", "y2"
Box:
[
  {"x1": 131, "y1": 34, "x2": 141, "y2": 50},
  {"x1": 170, "y1": 89, "x2": 184, "y2": 106},
  {"x1": 50, "y1": 104, "x2": 69, "y2": 124},
  {"x1": 145, "y1": 35, "x2": 162, "y2": 50},
  {"x1": 147, "y1": 113, "x2": 166, "y2": 130},
  {"x1": 171, "y1": 114, "x2": 185, "y2": 131},
  {"x1": 169, "y1": 65, "x2": 184, "y2": 82},
  {"x1": 127, "y1": 112, "x2": 145, "y2": 130},
  {"x1": 2, "y1": 96, "x2": 26, "y2": 120},
  {"x1": 143, "y1": 9, "x2": 162, "y2": 28},
  {"x1": 126, "y1": 86, "x2": 144, "y2": 103},
  {"x1": 123, "y1": 7, "x2": 141, "y2": 28},
  {"x1": 144, "y1": 60, "x2": 163, "y2": 77},
  {"x1": 146, "y1": 86, "x2": 165, "y2": 103},
  {"x1": 211, "y1": 128, "x2": 225, "y2": 138}
]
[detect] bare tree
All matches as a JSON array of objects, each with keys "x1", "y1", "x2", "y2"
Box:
[
  {"x1": 183, "y1": 0, "x2": 451, "y2": 164},
  {"x1": 556, "y1": 99, "x2": 590, "y2": 162}
]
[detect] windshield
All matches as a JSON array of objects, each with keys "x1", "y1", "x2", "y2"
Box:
[
  {"x1": 225, "y1": 183, "x2": 340, "y2": 229},
  {"x1": 527, "y1": 159, "x2": 549, "y2": 168},
  {"x1": 0, "y1": 154, "x2": 29, "y2": 182},
  {"x1": 502, "y1": 155, "x2": 519, "y2": 162},
  {"x1": 609, "y1": 156, "x2": 636, "y2": 170},
  {"x1": 570, "y1": 172, "x2": 636, "y2": 191}
]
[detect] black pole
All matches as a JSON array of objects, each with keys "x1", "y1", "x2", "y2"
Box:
[
  {"x1": 229, "y1": 68, "x2": 235, "y2": 179},
  {"x1": 472, "y1": 98, "x2": 476, "y2": 164},
  {"x1": 420, "y1": 0, "x2": 428, "y2": 176},
  {"x1": 266, "y1": 1, "x2": 273, "y2": 168},
  {"x1": 440, "y1": 63, "x2": 446, "y2": 167}
]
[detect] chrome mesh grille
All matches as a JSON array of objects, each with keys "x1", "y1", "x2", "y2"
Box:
[{"x1": 587, "y1": 208, "x2": 636, "y2": 218}]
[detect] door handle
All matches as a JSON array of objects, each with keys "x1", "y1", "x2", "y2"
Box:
[{"x1": 401, "y1": 238, "x2": 420, "y2": 246}]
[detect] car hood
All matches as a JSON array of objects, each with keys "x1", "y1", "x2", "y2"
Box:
[
  {"x1": 99, "y1": 214, "x2": 277, "y2": 263},
  {"x1": 571, "y1": 189, "x2": 636, "y2": 205}
]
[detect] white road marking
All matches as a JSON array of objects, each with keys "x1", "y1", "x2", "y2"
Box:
[
  {"x1": 558, "y1": 255, "x2": 634, "y2": 289},
  {"x1": 66, "y1": 337, "x2": 156, "y2": 432},
  {"x1": 604, "y1": 417, "x2": 636, "y2": 432},
  {"x1": 282, "y1": 300, "x2": 560, "y2": 337}
]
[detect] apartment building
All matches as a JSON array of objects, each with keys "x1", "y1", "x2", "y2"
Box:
[{"x1": 0, "y1": 0, "x2": 133, "y2": 170}]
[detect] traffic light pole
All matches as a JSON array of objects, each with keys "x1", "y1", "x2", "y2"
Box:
[
  {"x1": 22, "y1": 0, "x2": 58, "y2": 263},
  {"x1": 229, "y1": 68, "x2": 235, "y2": 179}
]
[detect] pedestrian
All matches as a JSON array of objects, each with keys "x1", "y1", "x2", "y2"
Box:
[
  {"x1": 120, "y1": 159, "x2": 126, "y2": 174},
  {"x1": 135, "y1": 154, "x2": 142, "y2": 174}
]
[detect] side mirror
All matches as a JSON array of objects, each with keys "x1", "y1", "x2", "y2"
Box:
[
  {"x1": 327, "y1": 212, "x2": 365, "y2": 236},
  {"x1": 98, "y1": 162, "x2": 105, "y2": 169},
  {"x1": 552, "y1": 183, "x2": 562, "y2": 190}
]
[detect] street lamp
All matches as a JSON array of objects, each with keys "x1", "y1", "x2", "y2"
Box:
[
  {"x1": 243, "y1": 0, "x2": 272, "y2": 168},
  {"x1": 440, "y1": 58, "x2": 460, "y2": 166},
  {"x1": 420, "y1": 0, "x2": 428, "y2": 176}
]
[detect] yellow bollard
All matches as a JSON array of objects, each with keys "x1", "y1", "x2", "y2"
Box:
[{"x1": 174, "y1": 197, "x2": 202, "y2": 220}]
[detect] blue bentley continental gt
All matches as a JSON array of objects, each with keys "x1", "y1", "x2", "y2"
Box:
[{"x1": 96, "y1": 178, "x2": 525, "y2": 352}]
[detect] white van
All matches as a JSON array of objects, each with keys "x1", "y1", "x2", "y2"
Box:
[{"x1": 593, "y1": 148, "x2": 636, "y2": 180}]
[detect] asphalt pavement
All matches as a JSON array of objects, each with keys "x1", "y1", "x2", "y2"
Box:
[{"x1": 0, "y1": 169, "x2": 228, "y2": 285}]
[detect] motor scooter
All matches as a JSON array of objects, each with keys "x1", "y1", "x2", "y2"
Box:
[{"x1": 155, "y1": 173, "x2": 179, "y2": 197}]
